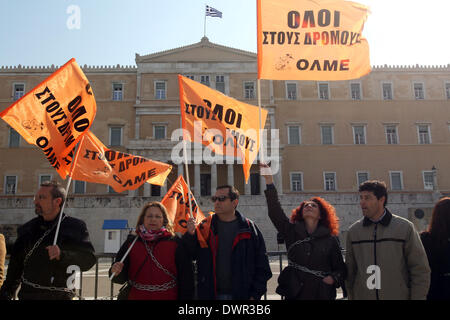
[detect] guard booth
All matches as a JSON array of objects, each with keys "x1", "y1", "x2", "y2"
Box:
[{"x1": 102, "y1": 220, "x2": 129, "y2": 253}]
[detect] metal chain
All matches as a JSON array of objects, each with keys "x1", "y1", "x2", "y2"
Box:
[
  {"x1": 286, "y1": 236, "x2": 327, "y2": 279},
  {"x1": 129, "y1": 279, "x2": 177, "y2": 292},
  {"x1": 143, "y1": 240, "x2": 176, "y2": 280}
]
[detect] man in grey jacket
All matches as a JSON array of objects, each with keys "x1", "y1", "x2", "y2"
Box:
[{"x1": 345, "y1": 180, "x2": 430, "y2": 300}]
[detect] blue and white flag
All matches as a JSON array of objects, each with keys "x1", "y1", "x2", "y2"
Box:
[{"x1": 205, "y1": 5, "x2": 222, "y2": 18}]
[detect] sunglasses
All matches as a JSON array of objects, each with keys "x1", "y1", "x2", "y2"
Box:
[
  {"x1": 211, "y1": 195, "x2": 230, "y2": 202},
  {"x1": 304, "y1": 202, "x2": 318, "y2": 208}
]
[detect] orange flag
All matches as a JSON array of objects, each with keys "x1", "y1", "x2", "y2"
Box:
[
  {"x1": 257, "y1": 0, "x2": 371, "y2": 80},
  {"x1": 161, "y1": 175, "x2": 207, "y2": 234},
  {"x1": 70, "y1": 131, "x2": 172, "y2": 193},
  {"x1": 0, "y1": 58, "x2": 96, "y2": 179},
  {"x1": 178, "y1": 75, "x2": 267, "y2": 183}
]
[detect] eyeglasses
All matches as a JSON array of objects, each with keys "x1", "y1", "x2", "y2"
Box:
[{"x1": 211, "y1": 195, "x2": 230, "y2": 202}]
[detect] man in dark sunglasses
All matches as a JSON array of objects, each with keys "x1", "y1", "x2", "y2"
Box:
[{"x1": 184, "y1": 185, "x2": 272, "y2": 300}]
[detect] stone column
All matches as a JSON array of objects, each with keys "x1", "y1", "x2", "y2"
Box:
[
  {"x1": 144, "y1": 183, "x2": 151, "y2": 197},
  {"x1": 135, "y1": 115, "x2": 140, "y2": 139},
  {"x1": 211, "y1": 164, "x2": 217, "y2": 195},
  {"x1": 227, "y1": 164, "x2": 234, "y2": 187},
  {"x1": 244, "y1": 177, "x2": 251, "y2": 195},
  {"x1": 194, "y1": 164, "x2": 201, "y2": 197}
]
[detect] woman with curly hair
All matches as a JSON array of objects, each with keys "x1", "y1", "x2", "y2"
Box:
[
  {"x1": 420, "y1": 197, "x2": 450, "y2": 300},
  {"x1": 260, "y1": 164, "x2": 346, "y2": 300}
]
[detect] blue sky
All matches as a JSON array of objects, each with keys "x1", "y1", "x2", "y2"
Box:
[{"x1": 1, "y1": 0, "x2": 449, "y2": 67}]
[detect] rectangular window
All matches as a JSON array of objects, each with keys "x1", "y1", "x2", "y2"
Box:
[
  {"x1": 350, "y1": 83, "x2": 361, "y2": 100},
  {"x1": 155, "y1": 81, "x2": 166, "y2": 99},
  {"x1": 414, "y1": 82, "x2": 425, "y2": 100},
  {"x1": 250, "y1": 173, "x2": 261, "y2": 195},
  {"x1": 244, "y1": 81, "x2": 255, "y2": 99},
  {"x1": 112, "y1": 83, "x2": 123, "y2": 101},
  {"x1": 390, "y1": 171, "x2": 403, "y2": 190},
  {"x1": 151, "y1": 184, "x2": 161, "y2": 196},
  {"x1": 321, "y1": 125, "x2": 333, "y2": 145},
  {"x1": 423, "y1": 171, "x2": 434, "y2": 190},
  {"x1": 153, "y1": 125, "x2": 166, "y2": 140},
  {"x1": 13, "y1": 83, "x2": 25, "y2": 101},
  {"x1": 418, "y1": 125, "x2": 431, "y2": 144},
  {"x1": 185, "y1": 75, "x2": 195, "y2": 80},
  {"x1": 286, "y1": 82, "x2": 297, "y2": 100},
  {"x1": 287, "y1": 125, "x2": 301, "y2": 145},
  {"x1": 382, "y1": 82, "x2": 393, "y2": 100},
  {"x1": 109, "y1": 126, "x2": 123, "y2": 146},
  {"x1": 4, "y1": 176, "x2": 17, "y2": 195},
  {"x1": 290, "y1": 172, "x2": 303, "y2": 191},
  {"x1": 353, "y1": 125, "x2": 366, "y2": 144},
  {"x1": 385, "y1": 125, "x2": 398, "y2": 145},
  {"x1": 108, "y1": 231, "x2": 116, "y2": 240},
  {"x1": 74, "y1": 180, "x2": 86, "y2": 194},
  {"x1": 446, "y1": 83, "x2": 450, "y2": 99},
  {"x1": 324, "y1": 172, "x2": 336, "y2": 191},
  {"x1": 357, "y1": 172, "x2": 369, "y2": 186},
  {"x1": 200, "y1": 75, "x2": 210, "y2": 87},
  {"x1": 9, "y1": 127, "x2": 20, "y2": 148},
  {"x1": 39, "y1": 174, "x2": 52, "y2": 186},
  {"x1": 215, "y1": 75, "x2": 225, "y2": 93},
  {"x1": 200, "y1": 174, "x2": 211, "y2": 196},
  {"x1": 318, "y1": 83, "x2": 329, "y2": 100}
]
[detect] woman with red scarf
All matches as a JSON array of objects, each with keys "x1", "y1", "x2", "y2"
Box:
[{"x1": 109, "y1": 202, "x2": 194, "y2": 300}]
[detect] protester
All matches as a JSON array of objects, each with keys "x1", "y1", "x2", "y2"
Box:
[
  {"x1": 109, "y1": 201, "x2": 194, "y2": 300},
  {"x1": 260, "y1": 163, "x2": 346, "y2": 300},
  {"x1": 185, "y1": 185, "x2": 272, "y2": 300},
  {"x1": 0, "y1": 233, "x2": 6, "y2": 289},
  {"x1": 0, "y1": 180, "x2": 96, "y2": 300},
  {"x1": 420, "y1": 197, "x2": 450, "y2": 300},
  {"x1": 345, "y1": 180, "x2": 430, "y2": 300}
]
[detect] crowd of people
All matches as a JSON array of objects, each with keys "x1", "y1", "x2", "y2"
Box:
[{"x1": 0, "y1": 165, "x2": 449, "y2": 300}]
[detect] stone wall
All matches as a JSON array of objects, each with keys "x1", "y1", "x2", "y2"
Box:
[{"x1": 0, "y1": 192, "x2": 438, "y2": 253}]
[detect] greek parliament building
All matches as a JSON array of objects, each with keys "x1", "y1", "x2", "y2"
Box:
[{"x1": 1, "y1": 37, "x2": 449, "y2": 252}]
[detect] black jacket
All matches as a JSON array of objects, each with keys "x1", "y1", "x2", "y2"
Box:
[
  {"x1": 0, "y1": 213, "x2": 96, "y2": 300},
  {"x1": 109, "y1": 233, "x2": 195, "y2": 300},
  {"x1": 265, "y1": 185, "x2": 346, "y2": 300},
  {"x1": 420, "y1": 231, "x2": 450, "y2": 300},
  {"x1": 183, "y1": 211, "x2": 272, "y2": 300}
]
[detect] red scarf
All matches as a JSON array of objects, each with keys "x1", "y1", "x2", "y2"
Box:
[{"x1": 138, "y1": 225, "x2": 171, "y2": 242}]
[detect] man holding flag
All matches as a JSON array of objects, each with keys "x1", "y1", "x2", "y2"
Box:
[
  {"x1": 183, "y1": 185, "x2": 272, "y2": 300},
  {"x1": 0, "y1": 180, "x2": 96, "y2": 300}
]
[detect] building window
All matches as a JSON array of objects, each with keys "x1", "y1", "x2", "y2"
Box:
[
  {"x1": 385, "y1": 125, "x2": 398, "y2": 145},
  {"x1": 112, "y1": 83, "x2": 123, "y2": 101},
  {"x1": 153, "y1": 125, "x2": 167, "y2": 140},
  {"x1": 417, "y1": 125, "x2": 431, "y2": 144},
  {"x1": 423, "y1": 171, "x2": 434, "y2": 190},
  {"x1": 244, "y1": 81, "x2": 255, "y2": 99},
  {"x1": 287, "y1": 125, "x2": 301, "y2": 145},
  {"x1": 389, "y1": 171, "x2": 403, "y2": 190},
  {"x1": 215, "y1": 75, "x2": 225, "y2": 94},
  {"x1": 250, "y1": 173, "x2": 261, "y2": 195},
  {"x1": 413, "y1": 82, "x2": 425, "y2": 100},
  {"x1": 382, "y1": 82, "x2": 393, "y2": 100},
  {"x1": 4, "y1": 175, "x2": 17, "y2": 194},
  {"x1": 185, "y1": 75, "x2": 195, "y2": 80},
  {"x1": 320, "y1": 125, "x2": 334, "y2": 145},
  {"x1": 109, "y1": 126, "x2": 123, "y2": 146},
  {"x1": 74, "y1": 180, "x2": 86, "y2": 194},
  {"x1": 39, "y1": 174, "x2": 52, "y2": 186},
  {"x1": 290, "y1": 172, "x2": 303, "y2": 191},
  {"x1": 446, "y1": 83, "x2": 450, "y2": 99},
  {"x1": 200, "y1": 75, "x2": 210, "y2": 87},
  {"x1": 324, "y1": 172, "x2": 336, "y2": 191},
  {"x1": 286, "y1": 82, "x2": 297, "y2": 100},
  {"x1": 151, "y1": 184, "x2": 161, "y2": 196},
  {"x1": 9, "y1": 127, "x2": 20, "y2": 148},
  {"x1": 155, "y1": 81, "x2": 166, "y2": 99},
  {"x1": 13, "y1": 83, "x2": 25, "y2": 101},
  {"x1": 353, "y1": 125, "x2": 366, "y2": 145},
  {"x1": 200, "y1": 174, "x2": 211, "y2": 196},
  {"x1": 350, "y1": 83, "x2": 361, "y2": 100},
  {"x1": 356, "y1": 172, "x2": 369, "y2": 186},
  {"x1": 318, "y1": 82, "x2": 329, "y2": 100}
]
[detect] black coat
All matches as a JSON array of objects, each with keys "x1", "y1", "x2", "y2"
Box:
[
  {"x1": 0, "y1": 213, "x2": 96, "y2": 300},
  {"x1": 265, "y1": 185, "x2": 346, "y2": 300},
  {"x1": 182, "y1": 211, "x2": 272, "y2": 300},
  {"x1": 420, "y1": 231, "x2": 450, "y2": 300}
]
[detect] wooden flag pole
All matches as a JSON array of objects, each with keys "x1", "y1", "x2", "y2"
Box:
[
  {"x1": 257, "y1": 79, "x2": 266, "y2": 165},
  {"x1": 183, "y1": 139, "x2": 194, "y2": 220},
  {"x1": 109, "y1": 235, "x2": 139, "y2": 280},
  {"x1": 52, "y1": 136, "x2": 85, "y2": 245}
]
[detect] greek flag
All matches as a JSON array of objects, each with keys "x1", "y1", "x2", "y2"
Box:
[{"x1": 205, "y1": 5, "x2": 222, "y2": 18}]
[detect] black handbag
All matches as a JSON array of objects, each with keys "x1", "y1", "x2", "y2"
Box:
[
  {"x1": 276, "y1": 266, "x2": 302, "y2": 299},
  {"x1": 116, "y1": 250, "x2": 150, "y2": 300}
]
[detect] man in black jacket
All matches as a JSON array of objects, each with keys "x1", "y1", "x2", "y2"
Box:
[
  {"x1": 185, "y1": 185, "x2": 272, "y2": 300},
  {"x1": 0, "y1": 181, "x2": 96, "y2": 300}
]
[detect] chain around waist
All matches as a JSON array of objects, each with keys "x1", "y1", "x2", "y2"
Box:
[
  {"x1": 129, "y1": 279, "x2": 177, "y2": 292},
  {"x1": 287, "y1": 261, "x2": 328, "y2": 279}
]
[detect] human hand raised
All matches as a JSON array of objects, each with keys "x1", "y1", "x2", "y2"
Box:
[{"x1": 259, "y1": 162, "x2": 273, "y2": 185}]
